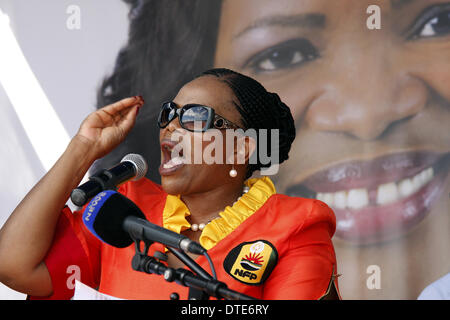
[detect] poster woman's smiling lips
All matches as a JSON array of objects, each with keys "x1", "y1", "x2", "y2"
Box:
[{"x1": 286, "y1": 150, "x2": 450, "y2": 244}]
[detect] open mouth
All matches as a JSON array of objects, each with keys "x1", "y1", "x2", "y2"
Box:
[
  {"x1": 285, "y1": 151, "x2": 450, "y2": 244},
  {"x1": 159, "y1": 139, "x2": 186, "y2": 176}
]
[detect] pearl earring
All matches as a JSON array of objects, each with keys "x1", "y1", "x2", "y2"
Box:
[{"x1": 229, "y1": 165, "x2": 237, "y2": 178}]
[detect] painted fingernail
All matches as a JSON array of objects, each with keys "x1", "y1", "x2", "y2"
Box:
[{"x1": 136, "y1": 106, "x2": 141, "y2": 115}]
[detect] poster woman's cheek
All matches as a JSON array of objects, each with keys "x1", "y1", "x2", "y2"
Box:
[{"x1": 215, "y1": 0, "x2": 450, "y2": 298}]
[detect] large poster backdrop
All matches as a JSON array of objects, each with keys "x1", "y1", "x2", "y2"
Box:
[{"x1": 0, "y1": 0, "x2": 449, "y2": 300}]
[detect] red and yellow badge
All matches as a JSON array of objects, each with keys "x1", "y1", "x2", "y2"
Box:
[{"x1": 223, "y1": 240, "x2": 278, "y2": 285}]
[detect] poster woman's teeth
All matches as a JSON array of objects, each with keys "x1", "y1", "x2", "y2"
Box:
[{"x1": 317, "y1": 167, "x2": 434, "y2": 210}]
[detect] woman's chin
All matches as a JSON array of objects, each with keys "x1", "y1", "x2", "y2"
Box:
[
  {"x1": 160, "y1": 171, "x2": 186, "y2": 193},
  {"x1": 161, "y1": 178, "x2": 184, "y2": 196}
]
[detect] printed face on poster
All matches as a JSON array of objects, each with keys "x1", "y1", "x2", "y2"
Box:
[{"x1": 0, "y1": 0, "x2": 449, "y2": 300}]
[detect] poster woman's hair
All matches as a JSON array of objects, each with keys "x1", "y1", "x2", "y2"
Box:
[{"x1": 94, "y1": 0, "x2": 222, "y2": 181}]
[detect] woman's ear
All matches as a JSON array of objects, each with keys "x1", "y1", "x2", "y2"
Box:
[{"x1": 233, "y1": 135, "x2": 256, "y2": 165}]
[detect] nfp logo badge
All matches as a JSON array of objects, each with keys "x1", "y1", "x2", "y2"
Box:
[{"x1": 223, "y1": 240, "x2": 278, "y2": 285}]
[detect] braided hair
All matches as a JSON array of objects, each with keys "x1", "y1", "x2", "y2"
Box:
[
  {"x1": 93, "y1": 2, "x2": 294, "y2": 181},
  {"x1": 200, "y1": 68, "x2": 296, "y2": 179}
]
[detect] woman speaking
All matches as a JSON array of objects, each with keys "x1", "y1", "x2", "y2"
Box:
[{"x1": 0, "y1": 69, "x2": 339, "y2": 300}]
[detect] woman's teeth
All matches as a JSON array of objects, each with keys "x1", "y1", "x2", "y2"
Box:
[
  {"x1": 163, "y1": 156, "x2": 185, "y2": 169},
  {"x1": 317, "y1": 167, "x2": 434, "y2": 210}
]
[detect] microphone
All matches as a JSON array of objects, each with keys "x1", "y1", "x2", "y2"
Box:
[
  {"x1": 71, "y1": 153, "x2": 148, "y2": 207},
  {"x1": 82, "y1": 190, "x2": 206, "y2": 255}
]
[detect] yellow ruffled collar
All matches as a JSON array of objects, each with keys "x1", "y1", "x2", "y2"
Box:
[{"x1": 162, "y1": 176, "x2": 276, "y2": 250}]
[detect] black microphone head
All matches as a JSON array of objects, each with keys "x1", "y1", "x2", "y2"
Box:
[{"x1": 83, "y1": 190, "x2": 146, "y2": 248}]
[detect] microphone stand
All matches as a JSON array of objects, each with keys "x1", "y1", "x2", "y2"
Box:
[
  {"x1": 165, "y1": 247, "x2": 212, "y2": 300},
  {"x1": 130, "y1": 236, "x2": 256, "y2": 300}
]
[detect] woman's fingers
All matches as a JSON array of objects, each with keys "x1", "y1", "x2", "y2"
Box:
[
  {"x1": 116, "y1": 104, "x2": 141, "y2": 136},
  {"x1": 76, "y1": 96, "x2": 144, "y2": 156},
  {"x1": 95, "y1": 96, "x2": 144, "y2": 127},
  {"x1": 118, "y1": 96, "x2": 143, "y2": 128},
  {"x1": 101, "y1": 96, "x2": 144, "y2": 115}
]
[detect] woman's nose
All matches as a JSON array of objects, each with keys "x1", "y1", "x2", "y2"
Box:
[
  {"x1": 166, "y1": 117, "x2": 183, "y2": 132},
  {"x1": 305, "y1": 52, "x2": 428, "y2": 141},
  {"x1": 160, "y1": 117, "x2": 184, "y2": 140}
]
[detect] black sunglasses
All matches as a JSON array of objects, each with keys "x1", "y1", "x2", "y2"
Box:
[{"x1": 158, "y1": 101, "x2": 242, "y2": 132}]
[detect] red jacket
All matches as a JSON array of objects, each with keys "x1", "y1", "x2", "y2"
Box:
[{"x1": 30, "y1": 177, "x2": 339, "y2": 300}]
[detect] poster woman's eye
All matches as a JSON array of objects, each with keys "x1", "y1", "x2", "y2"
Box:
[
  {"x1": 410, "y1": 4, "x2": 450, "y2": 39},
  {"x1": 244, "y1": 38, "x2": 319, "y2": 73}
]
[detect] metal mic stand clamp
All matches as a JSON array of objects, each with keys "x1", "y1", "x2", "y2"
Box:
[
  {"x1": 130, "y1": 238, "x2": 156, "y2": 273},
  {"x1": 129, "y1": 236, "x2": 256, "y2": 301},
  {"x1": 129, "y1": 236, "x2": 212, "y2": 300}
]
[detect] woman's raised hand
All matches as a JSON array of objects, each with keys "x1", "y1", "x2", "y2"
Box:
[
  {"x1": 0, "y1": 95, "x2": 143, "y2": 296},
  {"x1": 76, "y1": 96, "x2": 144, "y2": 160}
]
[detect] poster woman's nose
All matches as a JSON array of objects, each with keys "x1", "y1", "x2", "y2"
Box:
[{"x1": 304, "y1": 65, "x2": 428, "y2": 141}]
